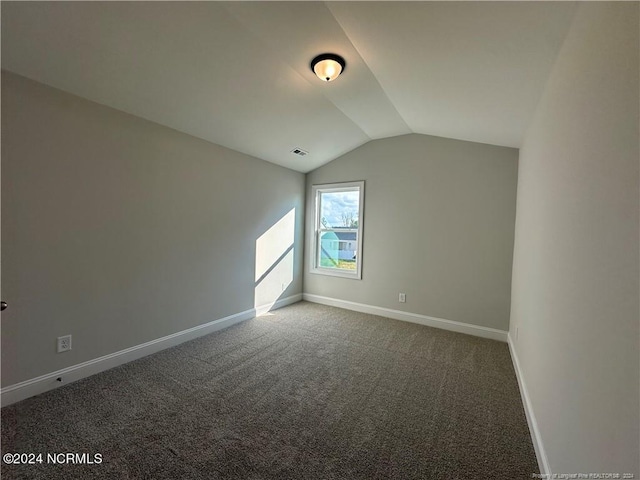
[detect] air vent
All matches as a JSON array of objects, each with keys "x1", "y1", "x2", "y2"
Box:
[{"x1": 291, "y1": 148, "x2": 309, "y2": 157}]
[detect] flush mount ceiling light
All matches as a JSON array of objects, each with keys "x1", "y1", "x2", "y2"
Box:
[{"x1": 310, "y1": 53, "x2": 346, "y2": 82}]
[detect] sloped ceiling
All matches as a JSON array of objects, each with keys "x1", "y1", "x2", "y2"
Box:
[{"x1": 1, "y1": 2, "x2": 578, "y2": 173}]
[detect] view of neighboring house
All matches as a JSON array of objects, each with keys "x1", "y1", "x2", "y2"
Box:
[{"x1": 321, "y1": 229, "x2": 357, "y2": 261}]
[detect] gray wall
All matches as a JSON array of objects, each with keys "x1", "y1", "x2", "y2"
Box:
[
  {"x1": 305, "y1": 134, "x2": 518, "y2": 331},
  {"x1": 510, "y1": 2, "x2": 639, "y2": 475},
  {"x1": 1, "y1": 71, "x2": 305, "y2": 387}
]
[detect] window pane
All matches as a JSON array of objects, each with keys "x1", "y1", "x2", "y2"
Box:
[
  {"x1": 320, "y1": 191, "x2": 360, "y2": 229},
  {"x1": 318, "y1": 189, "x2": 359, "y2": 272},
  {"x1": 319, "y1": 231, "x2": 358, "y2": 271}
]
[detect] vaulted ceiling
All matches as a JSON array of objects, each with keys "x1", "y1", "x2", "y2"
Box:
[{"x1": 1, "y1": 2, "x2": 578, "y2": 172}]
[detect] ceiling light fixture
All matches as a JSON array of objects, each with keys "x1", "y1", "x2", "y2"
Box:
[{"x1": 310, "y1": 53, "x2": 346, "y2": 82}]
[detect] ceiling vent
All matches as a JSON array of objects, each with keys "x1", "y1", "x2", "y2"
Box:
[{"x1": 291, "y1": 148, "x2": 309, "y2": 157}]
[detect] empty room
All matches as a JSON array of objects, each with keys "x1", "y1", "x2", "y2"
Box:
[{"x1": 1, "y1": 2, "x2": 638, "y2": 479}]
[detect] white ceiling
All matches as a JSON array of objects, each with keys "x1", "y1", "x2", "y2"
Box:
[{"x1": 1, "y1": 1, "x2": 578, "y2": 173}]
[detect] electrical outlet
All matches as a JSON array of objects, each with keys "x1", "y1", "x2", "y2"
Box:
[
  {"x1": 399, "y1": 293, "x2": 406, "y2": 303},
  {"x1": 57, "y1": 335, "x2": 72, "y2": 353}
]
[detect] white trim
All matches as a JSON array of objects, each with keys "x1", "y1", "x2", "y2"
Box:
[
  {"x1": 310, "y1": 181, "x2": 364, "y2": 280},
  {"x1": 302, "y1": 293, "x2": 507, "y2": 342},
  {"x1": 309, "y1": 267, "x2": 361, "y2": 280},
  {"x1": 254, "y1": 293, "x2": 302, "y2": 317},
  {"x1": 0, "y1": 294, "x2": 302, "y2": 407},
  {"x1": 507, "y1": 333, "x2": 550, "y2": 476}
]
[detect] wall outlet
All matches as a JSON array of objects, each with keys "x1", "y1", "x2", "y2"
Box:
[
  {"x1": 57, "y1": 335, "x2": 72, "y2": 353},
  {"x1": 399, "y1": 293, "x2": 406, "y2": 303}
]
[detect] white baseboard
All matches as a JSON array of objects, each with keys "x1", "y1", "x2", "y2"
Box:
[
  {"x1": 302, "y1": 293, "x2": 508, "y2": 342},
  {"x1": 0, "y1": 294, "x2": 302, "y2": 407},
  {"x1": 255, "y1": 293, "x2": 302, "y2": 317},
  {"x1": 507, "y1": 333, "x2": 550, "y2": 476}
]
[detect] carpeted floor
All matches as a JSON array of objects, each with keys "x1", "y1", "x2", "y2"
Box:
[{"x1": 1, "y1": 301, "x2": 538, "y2": 479}]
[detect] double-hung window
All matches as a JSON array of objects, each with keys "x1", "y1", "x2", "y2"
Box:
[{"x1": 311, "y1": 181, "x2": 364, "y2": 279}]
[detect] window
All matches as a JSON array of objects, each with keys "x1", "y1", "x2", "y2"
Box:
[{"x1": 311, "y1": 181, "x2": 364, "y2": 279}]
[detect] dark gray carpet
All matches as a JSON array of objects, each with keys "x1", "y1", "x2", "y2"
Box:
[{"x1": 1, "y1": 301, "x2": 538, "y2": 479}]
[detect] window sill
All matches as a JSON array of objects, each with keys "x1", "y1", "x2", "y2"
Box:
[{"x1": 310, "y1": 267, "x2": 362, "y2": 280}]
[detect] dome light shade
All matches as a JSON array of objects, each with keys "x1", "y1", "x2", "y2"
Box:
[{"x1": 311, "y1": 53, "x2": 346, "y2": 82}]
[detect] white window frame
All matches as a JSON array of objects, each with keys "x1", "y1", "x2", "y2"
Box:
[{"x1": 310, "y1": 181, "x2": 364, "y2": 279}]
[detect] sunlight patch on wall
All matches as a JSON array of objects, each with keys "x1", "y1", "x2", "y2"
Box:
[
  {"x1": 255, "y1": 249, "x2": 294, "y2": 316},
  {"x1": 254, "y1": 208, "x2": 295, "y2": 315},
  {"x1": 255, "y1": 209, "x2": 295, "y2": 282}
]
